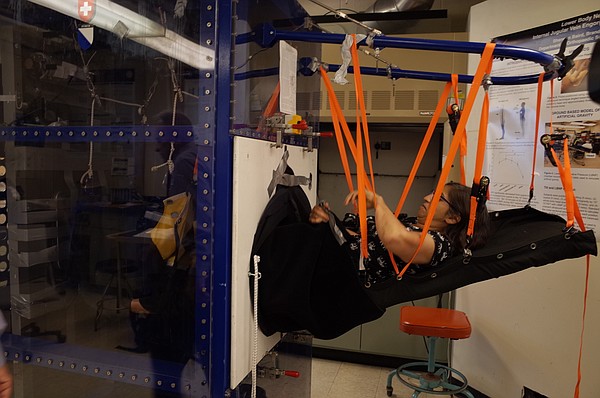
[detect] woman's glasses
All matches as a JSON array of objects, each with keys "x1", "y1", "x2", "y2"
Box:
[{"x1": 429, "y1": 189, "x2": 458, "y2": 213}]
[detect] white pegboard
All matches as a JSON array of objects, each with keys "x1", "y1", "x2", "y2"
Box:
[{"x1": 230, "y1": 136, "x2": 317, "y2": 389}]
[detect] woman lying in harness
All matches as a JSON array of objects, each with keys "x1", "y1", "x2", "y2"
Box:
[{"x1": 309, "y1": 182, "x2": 492, "y2": 286}]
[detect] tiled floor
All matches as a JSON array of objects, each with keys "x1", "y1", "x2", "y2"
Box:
[{"x1": 311, "y1": 358, "x2": 442, "y2": 398}]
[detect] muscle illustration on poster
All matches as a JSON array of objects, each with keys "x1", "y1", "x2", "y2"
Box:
[{"x1": 485, "y1": 10, "x2": 600, "y2": 232}]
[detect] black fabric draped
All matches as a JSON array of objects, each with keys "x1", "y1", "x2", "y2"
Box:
[{"x1": 250, "y1": 184, "x2": 597, "y2": 340}]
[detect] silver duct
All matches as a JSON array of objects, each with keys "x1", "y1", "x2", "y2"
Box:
[{"x1": 361, "y1": 0, "x2": 435, "y2": 34}]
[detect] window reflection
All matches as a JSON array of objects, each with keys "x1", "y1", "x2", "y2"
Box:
[{"x1": 0, "y1": 1, "x2": 204, "y2": 396}]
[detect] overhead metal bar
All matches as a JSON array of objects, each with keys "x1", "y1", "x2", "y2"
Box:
[
  {"x1": 320, "y1": 64, "x2": 555, "y2": 85},
  {"x1": 236, "y1": 24, "x2": 570, "y2": 77},
  {"x1": 271, "y1": 10, "x2": 448, "y2": 27},
  {"x1": 234, "y1": 57, "x2": 556, "y2": 86}
]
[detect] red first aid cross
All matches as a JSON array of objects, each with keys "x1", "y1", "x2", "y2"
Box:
[{"x1": 78, "y1": 0, "x2": 96, "y2": 23}]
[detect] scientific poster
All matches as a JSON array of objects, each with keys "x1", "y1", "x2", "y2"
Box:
[{"x1": 485, "y1": 10, "x2": 600, "y2": 232}]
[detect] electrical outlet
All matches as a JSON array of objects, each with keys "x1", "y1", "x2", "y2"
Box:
[{"x1": 380, "y1": 141, "x2": 391, "y2": 150}]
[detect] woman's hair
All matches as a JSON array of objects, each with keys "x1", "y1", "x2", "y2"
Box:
[{"x1": 443, "y1": 182, "x2": 491, "y2": 252}]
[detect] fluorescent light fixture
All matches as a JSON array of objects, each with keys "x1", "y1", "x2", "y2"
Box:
[
  {"x1": 569, "y1": 121, "x2": 597, "y2": 127},
  {"x1": 28, "y1": 0, "x2": 214, "y2": 70}
]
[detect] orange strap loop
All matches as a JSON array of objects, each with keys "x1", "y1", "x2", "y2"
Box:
[
  {"x1": 396, "y1": 42, "x2": 496, "y2": 279},
  {"x1": 320, "y1": 35, "x2": 377, "y2": 258},
  {"x1": 321, "y1": 66, "x2": 355, "y2": 192},
  {"x1": 451, "y1": 73, "x2": 467, "y2": 185},
  {"x1": 527, "y1": 72, "x2": 545, "y2": 204},
  {"x1": 466, "y1": 52, "x2": 494, "y2": 240},
  {"x1": 545, "y1": 80, "x2": 586, "y2": 230},
  {"x1": 350, "y1": 34, "x2": 377, "y2": 257}
]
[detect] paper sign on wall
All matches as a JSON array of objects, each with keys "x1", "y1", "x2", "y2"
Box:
[{"x1": 279, "y1": 40, "x2": 297, "y2": 116}]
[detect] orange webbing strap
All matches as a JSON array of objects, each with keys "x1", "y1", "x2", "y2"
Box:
[
  {"x1": 351, "y1": 34, "x2": 377, "y2": 257},
  {"x1": 355, "y1": 116, "x2": 369, "y2": 257},
  {"x1": 542, "y1": 81, "x2": 590, "y2": 398},
  {"x1": 544, "y1": 87, "x2": 590, "y2": 398},
  {"x1": 263, "y1": 82, "x2": 280, "y2": 118},
  {"x1": 393, "y1": 81, "x2": 455, "y2": 217},
  {"x1": 257, "y1": 82, "x2": 281, "y2": 132},
  {"x1": 387, "y1": 81, "x2": 453, "y2": 275},
  {"x1": 451, "y1": 74, "x2": 467, "y2": 185},
  {"x1": 574, "y1": 254, "x2": 591, "y2": 398},
  {"x1": 319, "y1": 67, "x2": 374, "y2": 193},
  {"x1": 550, "y1": 141, "x2": 575, "y2": 227},
  {"x1": 351, "y1": 37, "x2": 376, "y2": 198},
  {"x1": 466, "y1": 55, "x2": 494, "y2": 239},
  {"x1": 396, "y1": 42, "x2": 496, "y2": 278},
  {"x1": 459, "y1": 137, "x2": 467, "y2": 185},
  {"x1": 321, "y1": 66, "x2": 355, "y2": 192},
  {"x1": 451, "y1": 74, "x2": 460, "y2": 107},
  {"x1": 321, "y1": 54, "x2": 374, "y2": 256},
  {"x1": 527, "y1": 72, "x2": 545, "y2": 204},
  {"x1": 546, "y1": 79, "x2": 584, "y2": 230}
]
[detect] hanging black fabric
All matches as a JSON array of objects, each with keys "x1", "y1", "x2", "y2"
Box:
[
  {"x1": 250, "y1": 183, "x2": 384, "y2": 340},
  {"x1": 250, "y1": 184, "x2": 597, "y2": 340},
  {"x1": 366, "y1": 206, "x2": 597, "y2": 309}
]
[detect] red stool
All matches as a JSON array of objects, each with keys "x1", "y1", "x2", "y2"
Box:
[{"x1": 385, "y1": 306, "x2": 475, "y2": 398}]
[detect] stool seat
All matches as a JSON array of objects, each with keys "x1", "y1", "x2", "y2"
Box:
[
  {"x1": 400, "y1": 306, "x2": 471, "y2": 340},
  {"x1": 386, "y1": 306, "x2": 475, "y2": 398}
]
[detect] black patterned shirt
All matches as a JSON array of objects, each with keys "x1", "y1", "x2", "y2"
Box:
[{"x1": 342, "y1": 213, "x2": 453, "y2": 286}]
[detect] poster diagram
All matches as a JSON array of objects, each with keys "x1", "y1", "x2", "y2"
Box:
[
  {"x1": 483, "y1": 10, "x2": 600, "y2": 231},
  {"x1": 541, "y1": 120, "x2": 600, "y2": 169},
  {"x1": 489, "y1": 103, "x2": 535, "y2": 141}
]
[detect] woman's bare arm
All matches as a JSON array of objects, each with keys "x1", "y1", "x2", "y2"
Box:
[{"x1": 345, "y1": 190, "x2": 436, "y2": 264}]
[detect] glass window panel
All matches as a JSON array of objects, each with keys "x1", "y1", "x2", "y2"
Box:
[{"x1": 0, "y1": 2, "x2": 207, "y2": 396}]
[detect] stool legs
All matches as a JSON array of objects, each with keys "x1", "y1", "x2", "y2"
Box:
[{"x1": 385, "y1": 336, "x2": 475, "y2": 398}]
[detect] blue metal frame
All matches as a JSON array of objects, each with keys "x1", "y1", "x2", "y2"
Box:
[
  {"x1": 210, "y1": 0, "x2": 234, "y2": 397},
  {"x1": 1, "y1": 1, "x2": 226, "y2": 397},
  {"x1": 235, "y1": 63, "x2": 554, "y2": 85},
  {"x1": 238, "y1": 24, "x2": 557, "y2": 66},
  {"x1": 0, "y1": 126, "x2": 204, "y2": 143},
  {"x1": 236, "y1": 23, "x2": 567, "y2": 80}
]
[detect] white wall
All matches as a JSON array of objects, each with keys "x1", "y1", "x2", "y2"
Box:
[{"x1": 456, "y1": 1, "x2": 600, "y2": 397}]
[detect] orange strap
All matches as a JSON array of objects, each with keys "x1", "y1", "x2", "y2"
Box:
[
  {"x1": 321, "y1": 66, "x2": 355, "y2": 192},
  {"x1": 319, "y1": 67, "x2": 374, "y2": 193},
  {"x1": 257, "y1": 82, "x2": 281, "y2": 132},
  {"x1": 544, "y1": 85, "x2": 590, "y2": 398},
  {"x1": 451, "y1": 74, "x2": 467, "y2": 185},
  {"x1": 393, "y1": 80, "x2": 455, "y2": 217},
  {"x1": 574, "y1": 254, "x2": 591, "y2": 398},
  {"x1": 397, "y1": 42, "x2": 496, "y2": 278},
  {"x1": 543, "y1": 82, "x2": 589, "y2": 398},
  {"x1": 387, "y1": 80, "x2": 453, "y2": 275},
  {"x1": 546, "y1": 80, "x2": 586, "y2": 230},
  {"x1": 528, "y1": 72, "x2": 545, "y2": 204},
  {"x1": 263, "y1": 82, "x2": 280, "y2": 119},
  {"x1": 320, "y1": 38, "x2": 377, "y2": 258},
  {"x1": 350, "y1": 34, "x2": 377, "y2": 257},
  {"x1": 466, "y1": 54, "x2": 494, "y2": 239}
]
